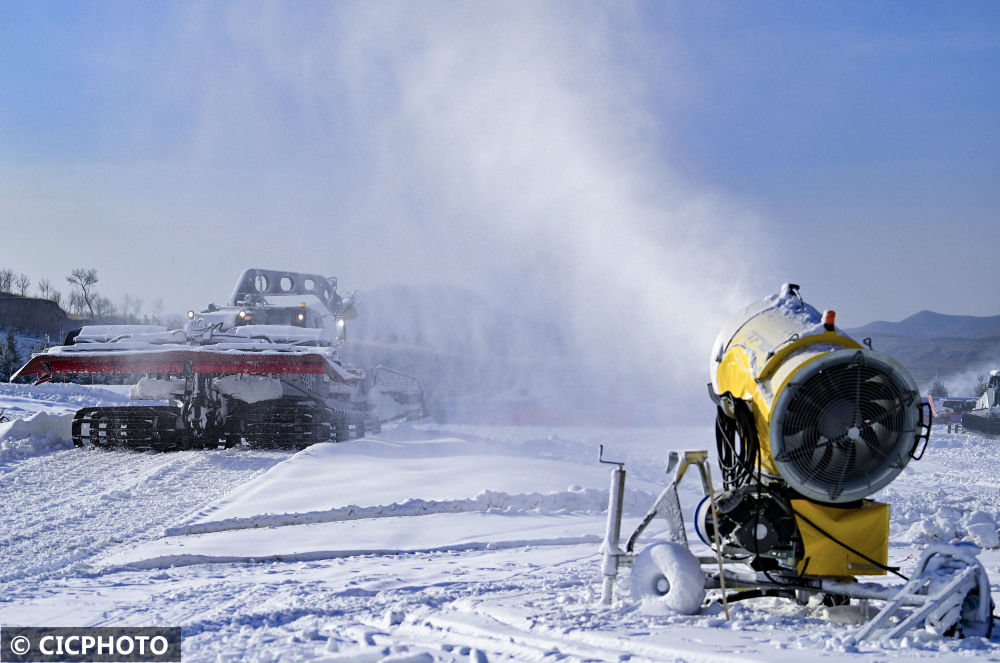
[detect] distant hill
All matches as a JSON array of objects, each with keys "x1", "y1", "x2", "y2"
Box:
[
  {"x1": 848, "y1": 311, "x2": 1000, "y2": 396},
  {"x1": 0, "y1": 294, "x2": 74, "y2": 340},
  {"x1": 850, "y1": 310, "x2": 1000, "y2": 340}
]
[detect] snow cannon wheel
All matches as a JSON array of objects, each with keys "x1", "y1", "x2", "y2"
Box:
[
  {"x1": 918, "y1": 544, "x2": 994, "y2": 639},
  {"x1": 932, "y1": 588, "x2": 994, "y2": 639},
  {"x1": 630, "y1": 542, "x2": 705, "y2": 614}
]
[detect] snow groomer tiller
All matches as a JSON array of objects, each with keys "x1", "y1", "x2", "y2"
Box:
[{"x1": 600, "y1": 284, "x2": 994, "y2": 642}]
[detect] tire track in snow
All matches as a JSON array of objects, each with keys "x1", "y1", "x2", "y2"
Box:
[
  {"x1": 395, "y1": 610, "x2": 765, "y2": 663},
  {"x1": 0, "y1": 447, "x2": 287, "y2": 586}
]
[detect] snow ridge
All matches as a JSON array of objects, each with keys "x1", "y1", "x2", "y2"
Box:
[
  {"x1": 164, "y1": 486, "x2": 657, "y2": 537},
  {"x1": 107, "y1": 535, "x2": 605, "y2": 571}
]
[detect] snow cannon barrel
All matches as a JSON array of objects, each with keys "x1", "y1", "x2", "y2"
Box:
[{"x1": 710, "y1": 284, "x2": 930, "y2": 504}]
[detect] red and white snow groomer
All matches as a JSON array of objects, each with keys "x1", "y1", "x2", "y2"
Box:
[{"x1": 12, "y1": 268, "x2": 425, "y2": 450}]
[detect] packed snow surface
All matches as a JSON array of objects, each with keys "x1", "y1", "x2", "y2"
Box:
[{"x1": 1, "y1": 382, "x2": 999, "y2": 662}]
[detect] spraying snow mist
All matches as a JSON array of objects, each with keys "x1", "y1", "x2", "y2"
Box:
[{"x1": 100, "y1": 4, "x2": 784, "y2": 421}]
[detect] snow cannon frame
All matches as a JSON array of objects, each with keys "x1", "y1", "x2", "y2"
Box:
[
  {"x1": 598, "y1": 285, "x2": 992, "y2": 642},
  {"x1": 599, "y1": 449, "x2": 994, "y2": 642}
]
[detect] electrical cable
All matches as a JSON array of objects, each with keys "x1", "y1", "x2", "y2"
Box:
[{"x1": 715, "y1": 399, "x2": 759, "y2": 491}]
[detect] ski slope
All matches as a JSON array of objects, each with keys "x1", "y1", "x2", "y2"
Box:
[{"x1": 1, "y1": 382, "x2": 998, "y2": 662}]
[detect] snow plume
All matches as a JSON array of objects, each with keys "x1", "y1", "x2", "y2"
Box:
[
  {"x1": 939, "y1": 360, "x2": 999, "y2": 398},
  {"x1": 173, "y1": 4, "x2": 777, "y2": 422}
]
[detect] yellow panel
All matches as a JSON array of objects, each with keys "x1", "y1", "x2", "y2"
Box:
[
  {"x1": 715, "y1": 345, "x2": 758, "y2": 403},
  {"x1": 792, "y1": 499, "x2": 889, "y2": 577}
]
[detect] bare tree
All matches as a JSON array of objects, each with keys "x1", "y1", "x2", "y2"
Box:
[
  {"x1": 150, "y1": 298, "x2": 164, "y2": 325},
  {"x1": 69, "y1": 291, "x2": 86, "y2": 316},
  {"x1": 50, "y1": 289, "x2": 62, "y2": 308},
  {"x1": 120, "y1": 293, "x2": 143, "y2": 323},
  {"x1": 37, "y1": 278, "x2": 52, "y2": 300},
  {"x1": 66, "y1": 268, "x2": 99, "y2": 318},
  {"x1": 0, "y1": 268, "x2": 13, "y2": 293},
  {"x1": 14, "y1": 273, "x2": 30, "y2": 296},
  {"x1": 93, "y1": 296, "x2": 116, "y2": 321}
]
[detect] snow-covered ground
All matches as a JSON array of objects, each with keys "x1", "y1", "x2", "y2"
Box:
[{"x1": 1, "y1": 382, "x2": 999, "y2": 662}]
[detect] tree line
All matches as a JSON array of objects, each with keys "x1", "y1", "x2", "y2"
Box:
[
  {"x1": 0, "y1": 266, "x2": 165, "y2": 324},
  {"x1": 0, "y1": 266, "x2": 174, "y2": 380}
]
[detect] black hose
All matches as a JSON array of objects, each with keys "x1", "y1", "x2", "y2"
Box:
[{"x1": 715, "y1": 399, "x2": 759, "y2": 491}]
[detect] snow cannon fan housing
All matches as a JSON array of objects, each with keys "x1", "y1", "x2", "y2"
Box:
[
  {"x1": 711, "y1": 284, "x2": 928, "y2": 503},
  {"x1": 704, "y1": 284, "x2": 931, "y2": 576}
]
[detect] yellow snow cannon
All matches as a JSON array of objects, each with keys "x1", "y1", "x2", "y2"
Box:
[
  {"x1": 601, "y1": 285, "x2": 992, "y2": 641},
  {"x1": 705, "y1": 283, "x2": 931, "y2": 576}
]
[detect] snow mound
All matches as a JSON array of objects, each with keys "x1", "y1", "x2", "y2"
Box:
[
  {"x1": 0, "y1": 411, "x2": 75, "y2": 462},
  {"x1": 111, "y1": 431, "x2": 668, "y2": 570},
  {"x1": 967, "y1": 522, "x2": 1000, "y2": 548},
  {"x1": 181, "y1": 435, "x2": 665, "y2": 528}
]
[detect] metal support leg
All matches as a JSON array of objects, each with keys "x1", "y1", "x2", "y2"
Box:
[
  {"x1": 598, "y1": 447, "x2": 728, "y2": 611},
  {"x1": 695, "y1": 461, "x2": 730, "y2": 620},
  {"x1": 600, "y1": 461, "x2": 627, "y2": 605}
]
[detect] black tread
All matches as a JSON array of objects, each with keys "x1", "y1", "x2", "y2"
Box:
[
  {"x1": 73, "y1": 400, "x2": 380, "y2": 452},
  {"x1": 72, "y1": 406, "x2": 185, "y2": 451}
]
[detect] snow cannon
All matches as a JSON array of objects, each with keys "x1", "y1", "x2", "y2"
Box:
[
  {"x1": 703, "y1": 283, "x2": 930, "y2": 576},
  {"x1": 600, "y1": 284, "x2": 992, "y2": 641}
]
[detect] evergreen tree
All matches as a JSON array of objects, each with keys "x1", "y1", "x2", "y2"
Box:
[
  {"x1": 0, "y1": 325, "x2": 21, "y2": 381},
  {"x1": 928, "y1": 378, "x2": 949, "y2": 399}
]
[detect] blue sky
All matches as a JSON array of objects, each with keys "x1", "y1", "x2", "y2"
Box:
[{"x1": 1, "y1": 2, "x2": 997, "y2": 389}]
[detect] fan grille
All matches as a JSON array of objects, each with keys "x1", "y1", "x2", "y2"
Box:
[{"x1": 771, "y1": 350, "x2": 919, "y2": 503}]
